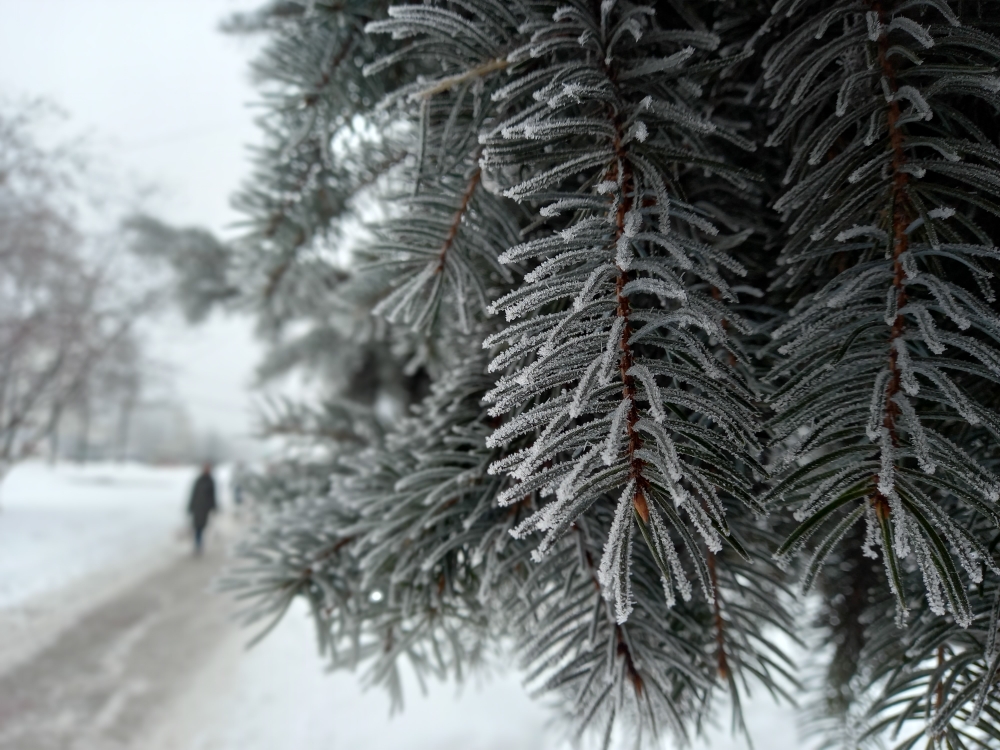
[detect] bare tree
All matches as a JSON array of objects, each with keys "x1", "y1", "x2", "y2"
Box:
[{"x1": 0, "y1": 101, "x2": 149, "y2": 477}]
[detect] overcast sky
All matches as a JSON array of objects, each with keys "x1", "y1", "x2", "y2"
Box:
[{"x1": 0, "y1": 0, "x2": 269, "y2": 450}]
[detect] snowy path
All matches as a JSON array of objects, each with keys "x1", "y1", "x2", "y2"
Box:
[
  {"x1": 0, "y1": 524, "x2": 561, "y2": 750},
  {"x1": 0, "y1": 462, "x2": 201, "y2": 677},
  {"x1": 0, "y1": 463, "x2": 563, "y2": 750},
  {"x1": 0, "y1": 462, "x2": 804, "y2": 750},
  {"x1": 0, "y1": 549, "x2": 230, "y2": 750}
]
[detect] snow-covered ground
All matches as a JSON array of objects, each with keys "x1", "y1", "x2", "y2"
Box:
[
  {"x1": 0, "y1": 461, "x2": 198, "y2": 609},
  {"x1": 0, "y1": 461, "x2": 209, "y2": 681},
  {"x1": 144, "y1": 599, "x2": 564, "y2": 750},
  {"x1": 0, "y1": 461, "x2": 804, "y2": 750},
  {"x1": 149, "y1": 601, "x2": 805, "y2": 750}
]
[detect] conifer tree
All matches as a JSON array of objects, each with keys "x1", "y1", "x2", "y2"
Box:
[{"x1": 133, "y1": 0, "x2": 1000, "y2": 745}]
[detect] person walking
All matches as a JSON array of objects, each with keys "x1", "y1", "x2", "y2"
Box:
[{"x1": 187, "y1": 463, "x2": 217, "y2": 555}]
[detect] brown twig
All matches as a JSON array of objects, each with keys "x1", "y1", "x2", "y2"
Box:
[
  {"x1": 435, "y1": 165, "x2": 482, "y2": 273},
  {"x1": 871, "y1": 2, "x2": 912, "y2": 519},
  {"x1": 575, "y1": 525, "x2": 645, "y2": 695},
  {"x1": 708, "y1": 551, "x2": 731, "y2": 680},
  {"x1": 303, "y1": 33, "x2": 357, "y2": 107},
  {"x1": 286, "y1": 535, "x2": 356, "y2": 588},
  {"x1": 610, "y1": 131, "x2": 650, "y2": 525},
  {"x1": 935, "y1": 643, "x2": 945, "y2": 718},
  {"x1": 415, "y1": 59, "x2": 509, "y2": 100}
]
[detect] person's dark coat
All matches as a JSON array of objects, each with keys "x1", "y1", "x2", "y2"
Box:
[{"x1": 188, "y1": 472, "x2": 217, "y2": 529}]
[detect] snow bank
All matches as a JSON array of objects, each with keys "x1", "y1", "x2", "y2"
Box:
[
  {"x1": 0, "y1": 461, "x2": 201, "y2": 609},
  {"x1": 146, "y1": 599, "x2": 567, "y2": 750},
  {"x1": 145, "y1": 597, "x2": 805, "y2": 750}
]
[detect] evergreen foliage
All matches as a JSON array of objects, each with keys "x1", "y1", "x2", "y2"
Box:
[{"x1": 133, "y1": 0, "x2": 1000, "y2": 746}]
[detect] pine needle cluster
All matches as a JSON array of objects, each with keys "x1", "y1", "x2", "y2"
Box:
[{"x1": 134, "y1": 1, "x2": 1000, "y2": 746}]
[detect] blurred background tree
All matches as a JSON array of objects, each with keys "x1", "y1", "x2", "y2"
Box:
[{"x1": 0, "y1": 101, "x2": 153, "y2": 474}]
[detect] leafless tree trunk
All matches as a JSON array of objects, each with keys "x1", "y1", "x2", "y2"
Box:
[{"x1": 0, "y1": 101, "x2": 156, "y2": 473}]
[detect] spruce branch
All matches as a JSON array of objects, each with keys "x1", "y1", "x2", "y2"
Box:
[
  {"x1": 208, "y1": 0, "x2": 1000, "y2": 746},
  {"x1": 763, "y1": 0, "x2": 1000, "y2": 741}
]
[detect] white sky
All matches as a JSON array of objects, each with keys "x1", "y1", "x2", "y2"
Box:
[{"x1": 0, "y1": 0, "x2": 269, "y2": 449}]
